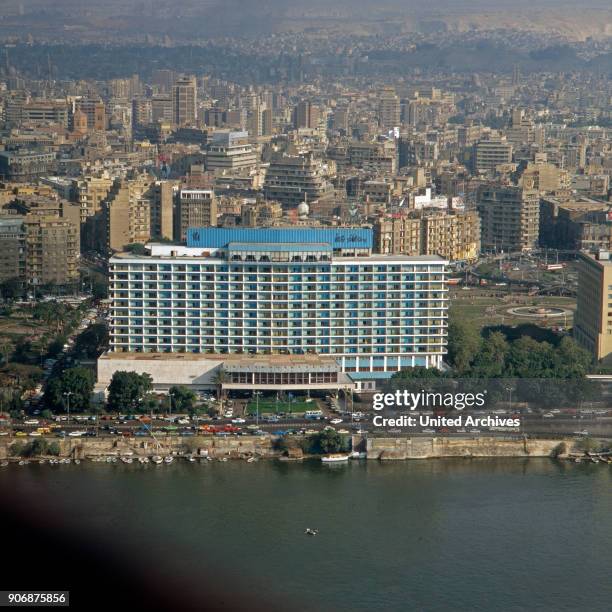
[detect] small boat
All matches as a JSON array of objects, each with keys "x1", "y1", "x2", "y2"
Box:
[
  {"x1": 305, "y1": 528, "x2": 318, "y2": 536},
  {"x1": 18, "y1": 460, "x2": 26, "y2": 466},
  {"x1": 350, "y1": 451, "x2": 367, "y2": 460},
  {"x1": 246, "y1": 456, "x2": 255, "y2": 463},
  {"x1": 163, "y1": 456, "x2": 174, "y2": 464},
  {"x1": 0, "y1": 461, "x2": 8, "y2": 467},
  {"x1": 152, "y1": 455, "x2": 163, "y2": 465},
  {"x1": 121, "y1": 457, "x2": 133, "y2": 464},
  {"x1": 591, "y1": 457, "x2": 599, "y2": 463},
  {"x1": 39, "y1": 459, "x2": 46, "y2": 465},
  {"x1": 74, "y1": 459, "x2": 80, "y2": 465},
  {"x1": 574, "y1": 457, "x2": 582, "y2": 463},
  {"x1": 206, "y1": 456, "x2": 213, "y2": 462},
  {"x1": 321, "y1": 454, "x2": 350, "y2": 463},
  {"x1": 106, "y1": 456, "x2": 113, "y2": 463},
  {"x1": 187, "y1": 455, "x2": 196, "y2": 463}
]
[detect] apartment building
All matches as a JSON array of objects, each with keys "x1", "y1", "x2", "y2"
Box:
[
  {"x1": 374, "y1": 210, "x2": 481, "y2": 262},
  {"x1": 574, "y1": 251, "x2": 612, "y2": 362},
  {"x1": 175, "y1": 189, "x2": 218, "y2": 241},
  {"x1": 477, "y1": 185, "x2": 539, "y2": 252},
  {"x1": 263, "y1": 155, "x2": 335, "y2": 208}
]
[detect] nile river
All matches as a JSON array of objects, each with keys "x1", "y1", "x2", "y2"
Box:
[{"x1": 2, "y1": 458, "x2": 612, "y2": 611}]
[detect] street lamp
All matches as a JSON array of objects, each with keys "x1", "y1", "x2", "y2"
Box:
[
  {"x1": 169, "y1": 392, "x2": 174, "y2": 418},
  {"x1": 63, "y1": 391, "x2": 73, "y2": 421}
]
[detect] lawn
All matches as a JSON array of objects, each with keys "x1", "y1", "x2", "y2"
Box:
[
  {"x1": 245, "y1": 399, "x2": 314, "y2": 415},
  {"x1": 450, "y1": 289, "x2": 575, "y2": 331}
]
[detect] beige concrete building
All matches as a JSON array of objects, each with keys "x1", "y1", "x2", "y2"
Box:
[
  {"x1": 575, "y1": 251, "x2": 612, "y2": 362},
  {"x1": 24, "y1": 216, "x2": 79, "y2": 286},
  {"x1": 74, "y1": 176, "x2": 114, "y2": 223},
  {"x1": 102, "y1": 178, "x2": 153, "y2": 252},
  {"x1": 474, "y1": 139, "x2": 513, "y2": 174},
  {"x1": 378, "y1": 87, "x2": 400, "y2": 130},
  {"x1": 0, "y1": 216, "x2": 26, "y2": 282},
  {"x1": 477, "y1": 185, "x2": 539, "y2": 252},
  {"x1": 374, "y1": 210, "x2": 480, "y2": 262},
  {"x1": 175, "y1": 188, "x2": 218, "y2": 241},
  {"x1": 172, "y1": 75, "x2": 197, "y2": 126}
]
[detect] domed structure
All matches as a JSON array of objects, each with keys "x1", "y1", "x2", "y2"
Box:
[{"x1": 297, "y1": 201, "x2": 309, "y2": 219}]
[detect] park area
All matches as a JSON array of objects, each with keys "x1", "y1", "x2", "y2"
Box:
[{"x1": 449, "y1": 287, "x2": 575, "y2": 332}]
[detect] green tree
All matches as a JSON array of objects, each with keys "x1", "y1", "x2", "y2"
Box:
[
  {"x1": 0, "y1": 278, "x2": 23, "y2": 301},
  {"x1": 555, "y1": 336, "x2": 592, "y2": 378},
  {"x1": 124, "y1": 243, "x2": 148, "y2": 255},
  {"x1": 168, "y1": 385, "x2": 197, "y2": 413},
  {"x1": 447, "y1": 318, "x2": 482, "y2": 373},
  {"x1": 44, "y1": 367, "x2": 95, "y2": 413},
  {"x1": 74, "y1": 323, "x2": 108, "y2": 358},
  {"x1": 47, "y1": 441, "x2": 61, "y2": 456},
  {"x1": 506, "y1": 336, "x2": 557, "y2": 378},
  {"x1": 314, "y1": 429, "x2": 344, "y2": 454},
  {"x1": 107, "y1": 371, "x2": 153, "y2": 413},
  {"x1": 9, "y1": 441, "x2": 25, "y2": 457},
  {"x1": 470, "y1": 332, "x2": 510, "y2": 378}
]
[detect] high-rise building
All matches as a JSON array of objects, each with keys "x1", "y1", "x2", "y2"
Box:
[
  {"x1": 73, "y1": 176, "x2": 114, "y2": 224},
  {"x1": 23, "y1": 216, "x2": 80, "y2": 286},
  {"x1": 0, "y1": 216, "x2": 26, "y2": 282},
  {"x1": 477, "y1": 185, "x2": 539, "y2": 252},
  {"x1": 149, "y1": 181, "x2": 175, "y2": 241},
  {"x1": 205, "y1": 131, "x2": 258, "y2": 173},
  {"x1": 75, "y1": 99, "x2": 106, "y2": 131},
  {"x1": 574, "y1": 251, "x2": 612, "y2": 363},
  {"x1": 263, "y1": 155, "x2": 335, "y2": 209},
  {"x1": 261, "y1": 108, "x2": 273, "y2": 136},
  {"x1": 151, "y1": 95, "x2": 174, "y2": 123},
  {"x1": 175, "y1": 189, "x2": 217, "y2": 241},
  {"x1": 172, "y1": 75, "x2": 197, "y2": 126},
  {"x1": 101, "y1": 178, "x2": 153, "y2": 252},
  {"x1": 474, "y1": 139, "x2": 513, "y2": 174},
  {"x1": 378, "y1": 87, "x2": 401, "y2": 130},
  {"x1": 295, "y1": 101, "x2": 319, "y2": 129},
  {"x1": 132, "y1": 98, "x2": 152, "y2": 130},
  {"x1": 103, "y1": 228, "x2": 447, "y2": 392}
]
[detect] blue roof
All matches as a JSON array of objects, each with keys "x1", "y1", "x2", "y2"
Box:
[{"x1": 187, "y1": 227, "x2": 372, "y2": 249}]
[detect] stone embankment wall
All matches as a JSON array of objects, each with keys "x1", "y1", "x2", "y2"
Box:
[
  {"x1": 363, "y1": 436, "x2": 572, "y2": 460},
  {"x1": 0, "y1": 435, "x2": 276, "y2": 460},
  {"x1": 0, "y1": 435, "x2": 573, "y2": 461}
]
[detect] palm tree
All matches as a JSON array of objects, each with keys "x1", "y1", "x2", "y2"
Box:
[{"x1": 212, "y1": 369, "x2": 228, "y2": 404}]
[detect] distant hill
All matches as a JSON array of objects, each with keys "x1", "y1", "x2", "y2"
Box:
[{"x1": 1, "y1": 0, "x2": 611, "y2": 41}]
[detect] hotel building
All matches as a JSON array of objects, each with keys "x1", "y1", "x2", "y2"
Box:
[{"x1": 100, "y1": 228, "x2": 448, "y2": 393}]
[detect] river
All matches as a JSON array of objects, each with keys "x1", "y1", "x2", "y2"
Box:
[{"x1": 2, "y1": 458, "x2": 612, "y2": 611}]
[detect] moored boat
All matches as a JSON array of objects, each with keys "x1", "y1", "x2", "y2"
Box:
[{"x1": 321, "y1": 454, "x2": 350, "y2": 463}]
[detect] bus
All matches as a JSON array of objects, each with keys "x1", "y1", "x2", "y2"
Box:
[{"x1": 305, "y1": 410, "x2": 323, "y2": 420}]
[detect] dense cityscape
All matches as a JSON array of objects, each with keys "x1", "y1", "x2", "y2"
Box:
[{"x1": 1, "y1": 1, "x2": 612, "y2": 608}]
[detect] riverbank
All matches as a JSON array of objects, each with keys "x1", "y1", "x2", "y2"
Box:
[{"x1": 0, "y1": 434, "x2": 587, "y2": 462}]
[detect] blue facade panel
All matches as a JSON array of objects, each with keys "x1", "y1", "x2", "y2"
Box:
[{"x1": 187, "y1": 227, "x2": 373, "y2": 249}]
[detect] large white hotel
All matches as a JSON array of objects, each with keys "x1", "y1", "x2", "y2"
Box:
[{"x1": 98, "y1": 228, "x2": 448, "y2": 394}]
